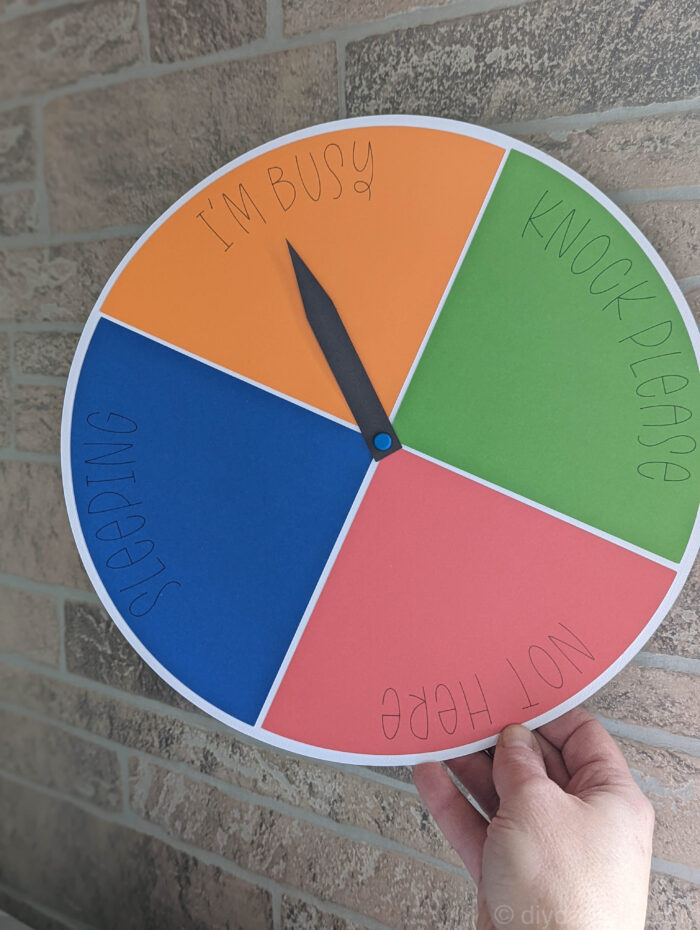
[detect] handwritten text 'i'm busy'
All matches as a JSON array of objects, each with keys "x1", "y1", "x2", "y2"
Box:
[{"x1": 195, "y1": 137, "x2": 374, "y2": 252}]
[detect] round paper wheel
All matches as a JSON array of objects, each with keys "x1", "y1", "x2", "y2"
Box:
[{"x1": 63, "y1": 117, "x2": 700, "y2": 763}]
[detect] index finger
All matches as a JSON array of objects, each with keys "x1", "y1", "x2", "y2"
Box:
[{"x1": 537, "y1": 706, "x2": 632, "y2": 788}]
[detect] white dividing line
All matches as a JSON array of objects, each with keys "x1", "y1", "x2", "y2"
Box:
[
  {"x1": 254, "y1": 460, "x2": 378, "y2": 729},
  {"x1": 404, "y1": 445, "x2": 681, "y2": 572},
  {"x1": 390, "y1": 147, "x2": 509, "y2": 420},
  {"x1": 101, "y1": 313, "x2": 359, "y2": 433}
]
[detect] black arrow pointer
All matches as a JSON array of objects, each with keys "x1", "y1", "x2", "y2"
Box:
[{"x1": 286, "y1": 240, "x2": 401, "y2": 462}]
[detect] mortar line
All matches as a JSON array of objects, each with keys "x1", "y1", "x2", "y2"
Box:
[
  {"x1": 0, "y1": 0, "x2": 83, "y2": 25},
  {"x1": 56, "y1": 594, "x2": 66, "y2": 673},
  {"x1": 266, "y1": 0, "x2": 284, "y2": 41},
  {"x1": 0, "y1": 232, "x2": 48, "y2": 248},
  {"x1": 6, "y1": 328, "x2": 16, "y2": 452},
  {"x1": 0, "y1": 697, "x2": 156, "y2": 760},
  {"x1": 32, "y1": 100, "x2": 50, "y2": 238},
  {"x1": 611, "y1": 185, "x2": 700, "y2": 205},
  {"x1": 336, "y1": 39, "x2": 347, "y2": 119},
  {"x1": 116, "y1": 746, "x2": 131, "y2": 814},
  {"x1": 284, "y1": 0, "x2": 539, "y2": 39},
  {"x1": 273, "y1": 892, "x2": 395, "y2": 930},
  {"x1": 0, "y1": 323, "x2": 86, "y2": 334},
  {"x1": 0, "y1": 448, "x2": 59, "y2": 462},
  {"x1": 271, "y1": 888, "x2": 282, "y2": 930},
  {"x1": 679, "y1": 276, "x2": 700, "y2": 294},
  {"x1": 0, "y1": 180, "x2": 36, "y2": 195},
  {"x1": 0, "y1": 880, "x2": 98, "y2": 930},
  {"x1": 595, "y1": 714, "x2": 700, "y2": 757},
  {"x1": 0, "y1": 572, "x2": 98, "y2": 602},
  {"x1": 357, "y1": 767, "x2": 418, "y2": 793},
  {"x1": 137, "y1": 0, "x2": 152, "y2": 65},
  {"x1": 0, "y1": 224, "x2": 146, "y2": 250},
  {"x1": 633, "y1": 652, "x2": 700, "y2": 675},
  {"x1": 0, "y1": 768, "x2": 473, "y2": 916},
  {"x1": 13, "y1": 374, "x2": 68, "y2": 387},
  {"x1": 651, "y1": 857, "x2": 700, "y2": 884},
  {"x1": 0, "y1": 0, "x2": 529, "y2": 28},
  {"x1": 493, "y1": 97, "x2": 700, "y2": 136}
]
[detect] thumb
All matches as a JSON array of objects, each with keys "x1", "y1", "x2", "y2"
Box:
[{"x1": 492, "y1": 724, "x2": 549, "y2": 803}]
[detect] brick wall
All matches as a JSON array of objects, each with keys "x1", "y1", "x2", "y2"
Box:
[{"x1": 0, "y1": 1, "x2": 698, "y2": 928}]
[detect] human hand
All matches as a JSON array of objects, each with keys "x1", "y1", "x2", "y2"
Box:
[{"x1": 413, "y1": 707, "x2": 654, "y2": 929}]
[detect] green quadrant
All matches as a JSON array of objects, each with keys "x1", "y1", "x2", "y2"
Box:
[{"x1": 395, "y1": 150, "x2": 700, "y2": 563}]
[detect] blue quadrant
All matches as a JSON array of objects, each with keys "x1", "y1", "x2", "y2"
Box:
[{"x1": 70, "y1": 318, "x2": 371, "y2": 724}]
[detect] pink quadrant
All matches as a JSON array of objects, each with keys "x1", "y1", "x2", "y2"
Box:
[{"x1": 263, "y1": 450, "x2": 675, "y2": 756}]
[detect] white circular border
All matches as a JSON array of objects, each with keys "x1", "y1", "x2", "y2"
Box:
[{"x1": 61, "y1": 115, "x2": 700, "y2": 766}]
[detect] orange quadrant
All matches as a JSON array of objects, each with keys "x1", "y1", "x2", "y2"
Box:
[
  {"x1": 99, "y1": 126, "x2": 504, "y2": 422},
  {"x1": 262, "y1": 450, "x2": 675, "y2": 756}
]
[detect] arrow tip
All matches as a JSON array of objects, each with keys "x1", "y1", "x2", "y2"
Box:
[
  {"x1": 286, "y1": 238, "x2": 299, "y2": 263},
  {"x1": 286, "y1": 240, "x2": 310, "y2": 290}
]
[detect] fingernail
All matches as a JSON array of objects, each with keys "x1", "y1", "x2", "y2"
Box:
[{"x1": 499, "y1": 724, "x2": 536, "y2": 750}]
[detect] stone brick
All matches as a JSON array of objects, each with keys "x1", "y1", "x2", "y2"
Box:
[
  {"x1": 0, "y1": 662, "x2": 460, "y2": 867},
  {"x1": 646, "y1": 552, "x2": 699, "y2": 658},
  {"x1": 281, "y1": 897, "x2": 372, "y2": 930},
  {"x1": 14, "y1": 384, "x2": 63, "y2": 454},
  {"x1": 0, "y1": 0, "x2": 43, "y2": 14},
  {"x1": 0, "y1": 584, "x2": 59, "y2": 665},
  {"x1": 646, "y1": 873, "x2": 700, "y2": 930},
  {"x1": 622, "y1": 199, "x2": 699, "y2": 282},
  {"x1": 585, "y1": 665, "x2": 700, "y2": 738},
  {"x1": 0, "y1": 188, "x2": 39, "y2": 236},
  {"x1": 147, "y1": 0, "x2": 266, "y2": 62},
  {"x1": 0, "y1": 461, "x2": 91, "y2": 589},
  {"x1": 0, "y1": 332, "x2": 9, "y2": 447},
  {"x1": 44, "y1": 44, "x2": 337, "y2": 233},
  {"x1": 129, "y1": 758, "x2": 476, "y2": 929},
  {"x1": 0, "y1": 106, "x2": 34, "y2": 183},
  {"x1": 0, "y1": 777, "x2": 273, "y2": 930},
  {"x1": 0, "y1": 0, "x2": 141, "y2": 101},
  {"x1": 346, "y1": 0, "x2": 700, "y2": 123},
  {"x1": 13, "y1": 331, "x2": 78, "y2": 377},
  {"x1": 64, "y1": 598, "x2": 197, "y2": 712},
  {"x1": 618, "y1": 738, "x2": 700, "y2": 868},
  {"x1": 0, "y1": 239, "x2": 134, "y2": 324},
  {"x1": 284, "y1": 0, "x2": 448, "y2": 34},
  {"x1": 0, "y1": 707, "x2": 121, "y2": 810},
  {"x1": 522, "y1": 111, "x2": 700, "y2": 194},
  {"x1": 0, "y1": 888, "x2": 75, "y2": 930}
]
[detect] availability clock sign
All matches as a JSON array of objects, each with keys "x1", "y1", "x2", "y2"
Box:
[{"x1": 61, "y1": 116, "x2": 700, "y2": 764}]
